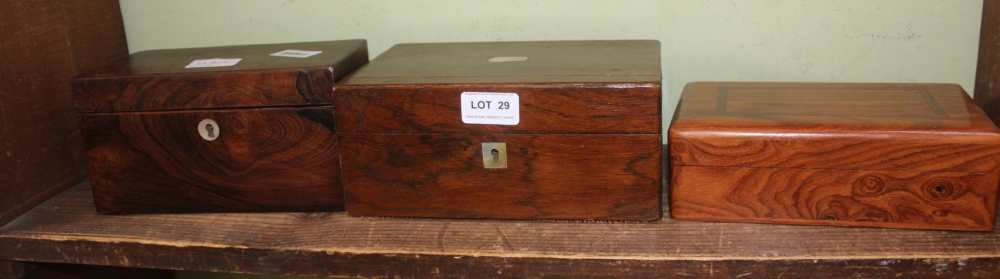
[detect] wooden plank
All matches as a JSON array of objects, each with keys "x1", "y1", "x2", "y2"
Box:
[
  {"x1": 4, "y1": 183, "x2": 1000, "y2": 277},
  {"x1": 0, "y1": 0, "x2": 128, "y2": 225},
  {"x1": 976, "y1": 0, "x2": 1000, "y2": 124}
]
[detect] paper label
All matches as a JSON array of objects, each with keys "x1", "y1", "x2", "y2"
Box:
[
  {"x1": 270, "y1": 49, "x2": 323, "y2": 58},
  {"x1": 488, "y1": 56, "x2": 528, "y2": 63},
  {"x1": 185, "y1": 58, "x2": 242, "y2": 68},
  {"x1": 461, "y1": 92, "x2": 520, "y2": 125}
]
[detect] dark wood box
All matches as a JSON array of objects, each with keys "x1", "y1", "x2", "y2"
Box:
[
  {"x1": 72, "y1": 40, "x2": 369, "y2": 214},
  {"x1": 669, "y1": 82, "x2": 1000, "y2": 231},
  {"x1": 336, "y1": 40, "x2": 663, "y2": 221}
]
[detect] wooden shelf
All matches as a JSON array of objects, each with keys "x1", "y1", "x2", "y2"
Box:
[{"x1": 3, "y1": 183, "x2": 1000, "y2": 278}]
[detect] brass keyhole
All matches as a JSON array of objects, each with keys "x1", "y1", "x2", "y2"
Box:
[{"x1": 481, "y1": 142, "x2": 507, "y2": 169}]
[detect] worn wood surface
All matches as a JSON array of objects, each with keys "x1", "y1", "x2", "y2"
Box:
[
  {"x1": 342, "y1": 134, "x2": 661, "y2": 220},
  {"x1": 976, "y1": 0, "x2": 1000, "y2": 125},
  {"x1": 673, "y1": 166, "x2": 997, "y2": 231},
  {"x1": 5, "y1": 183, "x2": 1000, "y2": 277},
  {"x1": 337, "y1": 40, "x2": 662, "y2": 221},
  {"x1": 81, "y1": 107, "x2": 342, "y2": 214},
  {"x1": 341, "y1": 40, "x2": 660, "y2": 85},
  {"x1": 336, "y1": 84, "x2": 660, "y2": 134},
  {"x1": 0, "y1": 0, "x2": 127, "y2": 225},
  {"x1": 670, "y1": 82, "x2": 1000, "y2": 231},
  {"x1": 73, "y1": 40, "x2": 368, "y2": 113},
  {"x1": 73, "y1": 40, "x2": 368, "y2": 214}
]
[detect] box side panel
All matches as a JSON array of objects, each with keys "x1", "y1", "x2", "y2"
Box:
[
  {"x1": 74, "y1": 68, "x2": 337, "y2": 113},
  {"x1": 81, "y1": 107, "x2": 343, "y2": 213},
  {"x1": 335, "y1": 84, "x2": 661, "y2": 134},
  {"x1": 342, "y1": 134, "x2": 662, "y2": 221},
  {"x1": 671, "y1": 165, "x2": 998, "y2": 231}
]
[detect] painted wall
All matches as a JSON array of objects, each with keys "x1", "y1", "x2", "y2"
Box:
[{"x1": 120, "y1": 0, "x2": 984, "y2": 134}]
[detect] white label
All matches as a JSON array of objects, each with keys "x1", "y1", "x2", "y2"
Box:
[
  {"x1": 185, "y1": 58, "x2": 242, "y2": 69},
  {"x1": 270, "y1": 49, "x2": 323, "y2": 58},
  {"x1": 488, "y1": 56, "x2": 528, "y2": 63},
  {"x1": 461, "y1": 92, "x2": 520, "y2": 125}
]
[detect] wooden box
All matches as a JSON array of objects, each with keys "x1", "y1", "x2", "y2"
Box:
[
  {"x1": 72, "y1": 40, "x2": 368, "y2": 214},
  {"x1": 336, "y1": 40, "x2": 663, "y2": 221},
  {"x1": 669, "y1": 82, "x2": 1000, "y2": 231}
]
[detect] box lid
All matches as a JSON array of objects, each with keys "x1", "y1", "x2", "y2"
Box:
[
  {"x1": 669, "y1": 82, "x2": 1000, "y2": 172},
  {"x1": 73, "y1": 40, "x2": 368, "y2": 113},
  {"x1": 341, "y1": 40, "x2": 660, "y2": 85},
  {"x1": 335, "y1": 40, "x2": 662, "y2": 134}
]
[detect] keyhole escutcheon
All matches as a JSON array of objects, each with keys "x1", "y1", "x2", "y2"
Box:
[
  {"x1": 198, "y1": 119, "x2": 221, "y2": 142},
  {"x1": 481, "y1": 142, "x2": 507, "y2": 169}
]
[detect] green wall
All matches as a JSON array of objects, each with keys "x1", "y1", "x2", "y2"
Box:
[{"x1": 120, "y1": 0, "x2": 984, "y2": 134}]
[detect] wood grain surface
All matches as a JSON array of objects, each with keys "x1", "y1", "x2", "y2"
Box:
[
  {"x1": 6, "y1": 183, "x2": 1000, "y2": 277},
  {"x1": 73, "y1": 40, "x2": 369, "y2": 113},
  {"x1": 341, "y1": 40, "x2": 660, "y2": 85},
  {"x1": 0, "y1": 0, "x2": 127, "y2": 225},
  {"x1": 336, "y1": 83, "x2": 661, "y2": 134},
  {"x1": 74, "y1": 68, "x2": 338, "y2": 113},
  {"x1": 342, "y1": 134, "x2": 662, "y2": 220},
  {"x1": 81, "y1": 107, "x2": 343, "y2": 214},
  {"x1": 673, "y1": 166, "x2": 998, "y2": 231},
  {"x1": 976, "y1": 0, "x2": 1000, "y2": 125},
  {"x1": 337, "y1": 41, "x2": 662, "y2": 221},
  {"x1": 670, "y1": 82, "x2": 1000, "y2": 231}
]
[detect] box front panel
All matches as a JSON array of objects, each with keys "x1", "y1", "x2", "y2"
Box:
[
  {"x1": 82, "y1": 106, "x2": 342, "y2": 214},
  {"x1": 341, "y1": 134, "x2": 662, "y2": 221},
  {"x1": 671, "y1": 165, "x2": 999, "y2": 231}
]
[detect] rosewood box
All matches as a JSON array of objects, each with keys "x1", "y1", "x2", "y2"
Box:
[
  {"x1": 669, "y1": 82, "x2": 1000, "y2": 231},
  {"x1": 336, "y1": 40, "x2": 663, "y2": 221},
  {"x1": 72, "y1": 40, "x2": 368, "y2": 214}
]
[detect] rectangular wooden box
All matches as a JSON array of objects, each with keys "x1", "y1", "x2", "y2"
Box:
[
  {"x1": 669, "y1": 82, "x2": 1000, "y2": 231},
  {"x1": 336, "y1": 40, "x2": 663, "y2": 221},
  {"x1": 72, "y1": 40, "x2": 368, "y2": 214}
]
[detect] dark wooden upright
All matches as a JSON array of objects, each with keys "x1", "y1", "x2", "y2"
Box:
[
  {"x1": 976, "y1": 0, "x2": 1000, "y2": 124},
  {"x1": 336, "y1": 40, "x2": 663, "y2": 221},
  {"x1": 73, "y1": 40, "x2": 368, "y2": 214},
  {"x1": 670, "y1": 82, "x2": 1000, "y2": 231},
  {"x1": 0, "y1": 0, "x2": 128, "y2": 225}
]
